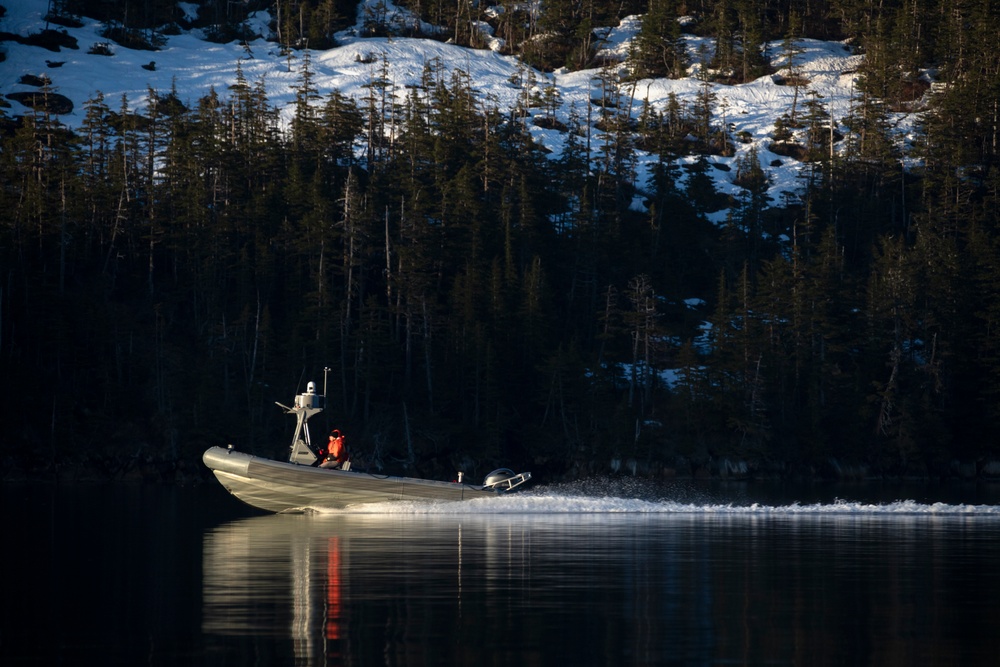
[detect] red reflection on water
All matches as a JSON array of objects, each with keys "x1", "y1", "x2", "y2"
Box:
[{"x1": 326, "y1": 536, "x2": 342, "y2": 641}]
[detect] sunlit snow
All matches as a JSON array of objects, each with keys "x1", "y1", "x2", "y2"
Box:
[{"x1": 1, "y1": 0, "x2": 912, "y2": 212}]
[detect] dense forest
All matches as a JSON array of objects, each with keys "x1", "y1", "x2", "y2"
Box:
[{"x1": 2, "y1": 0, "x2": 999, "y2": 483}]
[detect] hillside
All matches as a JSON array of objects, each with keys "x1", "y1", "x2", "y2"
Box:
[
  {"x1": 4, "y1": 0, "x2": 874, "y2": 206},
  {"x1": 1, "y1": 0, "x2": 999, "y2": 483}
]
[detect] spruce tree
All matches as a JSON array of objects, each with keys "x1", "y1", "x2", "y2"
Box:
[{"x1": 633, "y1": 0, "x2": 686, "y2": 79}]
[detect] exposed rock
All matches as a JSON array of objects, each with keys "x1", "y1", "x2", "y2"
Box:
[
  {"x1": 5, "y1": 90, "x2": 74, "y2": 115},
  {"x1": 0, "y1": 28, "x2": 78, "y2": 51},
  {"x1": 769, "y1": 141, "x2": 807, "y2": 160},
  {"x1": 19, "y1": 73, "x2": 51, "y2": 87}
]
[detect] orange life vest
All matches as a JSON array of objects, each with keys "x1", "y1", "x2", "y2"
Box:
[{"x1": 329, "y1": 435, "x2": 347, "y2": 463}]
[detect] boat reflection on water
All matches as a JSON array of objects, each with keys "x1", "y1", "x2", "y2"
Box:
[
  {"x1": 202, "y1": 512, "x2": 536, "y2": 664},
  {"x1": 203, "y1": 515, "x2": 352, "y2": 663},
  {"x1": 203, "y1": 507, "x2": 1000, "y2": 665}
]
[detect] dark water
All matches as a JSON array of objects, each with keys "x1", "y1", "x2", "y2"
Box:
[{"x1": 3, "y1": 480, "x2": 1000, "y2": 666}]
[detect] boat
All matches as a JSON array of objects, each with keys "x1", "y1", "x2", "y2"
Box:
[{"x1": 203, "y1": 380, "x2": 532, "y2": 512}]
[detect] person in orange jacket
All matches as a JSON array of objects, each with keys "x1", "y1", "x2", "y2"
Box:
[{"x1": 320, "y1": 429, "x2": 349, "y2": 469}]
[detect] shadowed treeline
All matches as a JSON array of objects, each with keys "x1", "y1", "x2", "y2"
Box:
[{"x1": 2, "y1": 0, "x2": 1000, "y2": 482}]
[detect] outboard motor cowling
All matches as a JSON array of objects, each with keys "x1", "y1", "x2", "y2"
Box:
[
  {"x1": 482, "y1": 468, "x2": 532, "y2": 492},
  {"x1": 483, "y1": 468, "x2": 515, "y2": 487}
]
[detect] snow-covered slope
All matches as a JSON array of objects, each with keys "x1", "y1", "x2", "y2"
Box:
[{"x1": 1, "y1": 0, "x2": 899, "y2": 207}]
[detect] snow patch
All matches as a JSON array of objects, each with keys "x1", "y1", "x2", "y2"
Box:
[{"x1": 0, "y1": 0, "x2": 914, "y2": 228}]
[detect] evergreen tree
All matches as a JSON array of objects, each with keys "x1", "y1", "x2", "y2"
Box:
[
  {"x1": 780, "y1": 11, "x2": 806, "y2": 126},
  {"x1": 735, "y1": 0, "x2": 769, "y2": 82},
  {"x1": 727, "y1": 146, "x2": 773, "y2": 270},
  {"x1": 712, "y1": 0, "x2": 738, "y2": 74},
  {"x1": 633, "y1": 0, "x2": 686, "y2": 79}
]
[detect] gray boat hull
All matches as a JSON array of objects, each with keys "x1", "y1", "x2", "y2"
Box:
[{"x1": 203, "y1": 446, "x2": 521, "y2": 512}]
